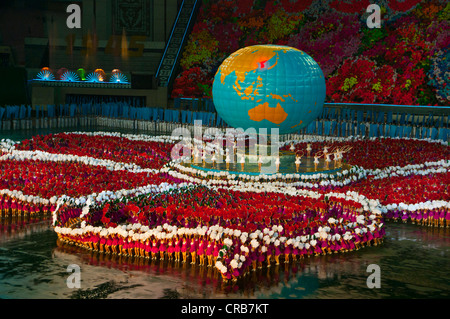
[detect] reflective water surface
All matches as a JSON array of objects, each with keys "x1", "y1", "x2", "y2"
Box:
[{"x1": 0, "y1": 217, "x2": 448, "y2": 299}]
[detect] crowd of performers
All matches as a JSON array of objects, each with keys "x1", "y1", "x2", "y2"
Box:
[
  {"x1": 17, "y1": 132, "x2": 173, "y2": 170},
  {"x1": 54, "y1": 193, "x2": 386, "y2": 282},
  {"x1": 0, "y1": 158, "x2": 184, "y2": 200},
  {"x1": 283, "y1": 138, "x2": 450, "y2": 170},
  {"x1": 385, "y1": 207, "x2": 450, "y2": 228},
  {"x1": 291, "y1": 143, "x2": 353, "y2": 171},
  {"x1": 189, "y1": 141, "x2": 352, "y2": 173},
  {"x1": 2, "y1": 187, "x2": 447, "y2": 229},
  {"x1": 0, "y1": 195, "x2": 53, "y2": 219}
]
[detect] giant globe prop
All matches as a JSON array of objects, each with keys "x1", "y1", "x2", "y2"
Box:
[{"x1": 212, "y1": 45, "x2": 326, "y2": 135}]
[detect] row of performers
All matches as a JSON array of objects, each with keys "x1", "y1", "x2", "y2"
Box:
[
  {"x1": 0, "y1": 195, "x2": 54, "y2": 218},
  {"x1": 190, "y1": 143, "x2": 352, "y2": 172},
  {"x1": 385, "y1": 207, "x2": 450, "y2": 228},
  {"x1": 55, "y1": 223, "x2": 384, "y2": 281}
]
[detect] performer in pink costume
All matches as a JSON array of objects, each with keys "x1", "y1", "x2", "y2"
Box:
[
  {"x1": 206, "y1": 239, "x2": 214, "y2": 267},
  {"x1": 151, "y1": 238, "x2": 158, "y2": 260},
  {"x1": 174, "y1": 235, "x2": 181, "y2": 262}
]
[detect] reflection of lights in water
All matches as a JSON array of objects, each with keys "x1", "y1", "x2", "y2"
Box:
[
  {"x1": 0, "y1": 217, "x2": 52, "y2": 242},
  {"x1": 389, "y1": 224, "x2": 449, "y2": 249},
  {"x1": 53, "y1": 240, "x2": 328, "y2": 297},
  {"x1": 3, "y1": 227, "x2": 448, "y2": 298}
]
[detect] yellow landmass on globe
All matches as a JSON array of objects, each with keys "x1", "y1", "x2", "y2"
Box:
[
  {"x1": 219, "y1": 46, "x2": 281, "y2": 84},
  {"x1": 219, "y1": 46, "x2": 284, "y2": 99},
  {"x1": 283, "y1": 93, "x2": 298, "y2": 102},
  {"x1": 244, "y1": 85, "x2": 253, "y2": 95},
  {"x1": 248, "y1": 102, "x2": 288, "y2": 124},
  {"x1": 267, "y1": 93, "x2": 285, "y2": 102},
  {"x1": 238, "y1": 78, "x2": 264, "y2": 100}
]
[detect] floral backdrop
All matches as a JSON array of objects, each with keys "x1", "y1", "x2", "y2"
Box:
[{"x1": 171, "y1": 0, "x2": 449, "y2": 106}]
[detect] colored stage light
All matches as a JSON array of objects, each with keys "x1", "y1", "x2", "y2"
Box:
[
  {"x1": 86, "y1": 72, "x2": 104, "y2": 82},
  {"x1": 95, "y1": 69, "x2": 106, "y2": 78},
  {"x1": 60, "y1": 71, "x2": 80, "y2": 82},
  {"x1": 35, "y1": 70, "x2": 55, "y2": 81},
  {"x1": 56, "y1": 68, "x2": 69, "y2": 80},
  {"x1": 77, "y1": 68, "x2": 86, "y2": 81},
  {"x1": 109, "y1": 72, "x2": 128, "y2": 83}
]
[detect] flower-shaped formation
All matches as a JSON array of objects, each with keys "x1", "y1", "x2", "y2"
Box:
[{"x1": 1, "y1": 132, "x2": 449, "y2": 282}]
